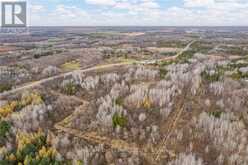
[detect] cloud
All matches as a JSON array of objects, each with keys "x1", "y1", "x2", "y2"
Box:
[
  {"x1": 184, "y1": 0, "x2": 215, "y2": 8},
  {"x1": 184, "y1": 0, "x2": 248, "y2": 10},
  {"x1": 85, "y1": 0, "x2": 116, "y2": 6},
  {"x1": 31, "y1": 4, "x2": 45, "y2": 13},
  {"x1": 180, "y1": 0, "x2": 248, "y2": 26},
  {"x1": 26, "y1": 0, "x2": 248, "y2": 26},
  {"x1": 30, "y1": 4, "x2": 93, "y2": 26},
  {"x1": 85, "y1": 0, "x2": 160, "y2": 10}
]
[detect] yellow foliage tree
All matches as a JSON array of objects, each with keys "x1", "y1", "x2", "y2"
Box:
[
  {"x1": 38, "y1": 146, "x2": 57, "y2": 159},
  {"x1": 7, "y1": 153, "x2": 16, "y2": 161},
  {"x1": 0, "y1": 101, "x2": 19, "y2": 117},
  {"x1": 143, "y1": 97, "x2": 152, "y2": 109},
  {"x1": 21, "y1": 92, "x2": 43, "y2": 106},
  {"x1": 138, "y1": 96, "x2": 152, "y2": 109},
  {"x1": 16, "y1": 130, "x2": 45, "y2": 151},
  {"x1": 0, "y1": 92, "x2": 43, "y2": 118}
]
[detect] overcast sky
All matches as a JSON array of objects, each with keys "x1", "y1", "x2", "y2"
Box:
[{"x1": 1, "y1": 0, "x2": 248, "y2": 26}]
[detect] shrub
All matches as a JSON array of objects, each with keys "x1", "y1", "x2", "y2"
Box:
[
  {"x1": 230, "y1": 70, "x2": 248, "y2": 80},
  {"x1": 112, "y1": 113, "x2": 127, "y2": 128},
  {"x1": 0, "y1": 120, "x2": 11, "y2": 139},
  {"x1": 159, "y1": 68, "x2": 168, "y2": 79}
]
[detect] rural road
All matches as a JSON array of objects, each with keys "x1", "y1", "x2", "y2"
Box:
[{"x1": 0, "y1": 40, "x2": 195, "y2": 98}]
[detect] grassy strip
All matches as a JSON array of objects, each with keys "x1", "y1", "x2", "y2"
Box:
[{"x1": 61, "y1": 60, "x2": 81, "y2": 71}]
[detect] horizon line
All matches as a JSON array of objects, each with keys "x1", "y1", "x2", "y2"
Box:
[{"x1": 2, "y1": 25, "x2": 248, "y2": 28}]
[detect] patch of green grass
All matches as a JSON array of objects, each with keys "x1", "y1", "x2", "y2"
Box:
[
  {"x1": 112, "y1": 113, "x2": 128, "y2": 128},
  {"x1": 208, "y1": 111, "x2": 223, "y2": 118},
  {"x1": 0, "y1": 84, "x2": 12, "y2": 93},
  {"x1": 61, "y1": 60, "x2": 81, "y2": 71},
  {"x1": 156, "y1": 60, "x2": 175, "y2": 67}
]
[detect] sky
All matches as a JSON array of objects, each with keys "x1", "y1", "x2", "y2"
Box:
[{"x1": 1, "y1": 0, "x2": 248, "y2": 26}]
